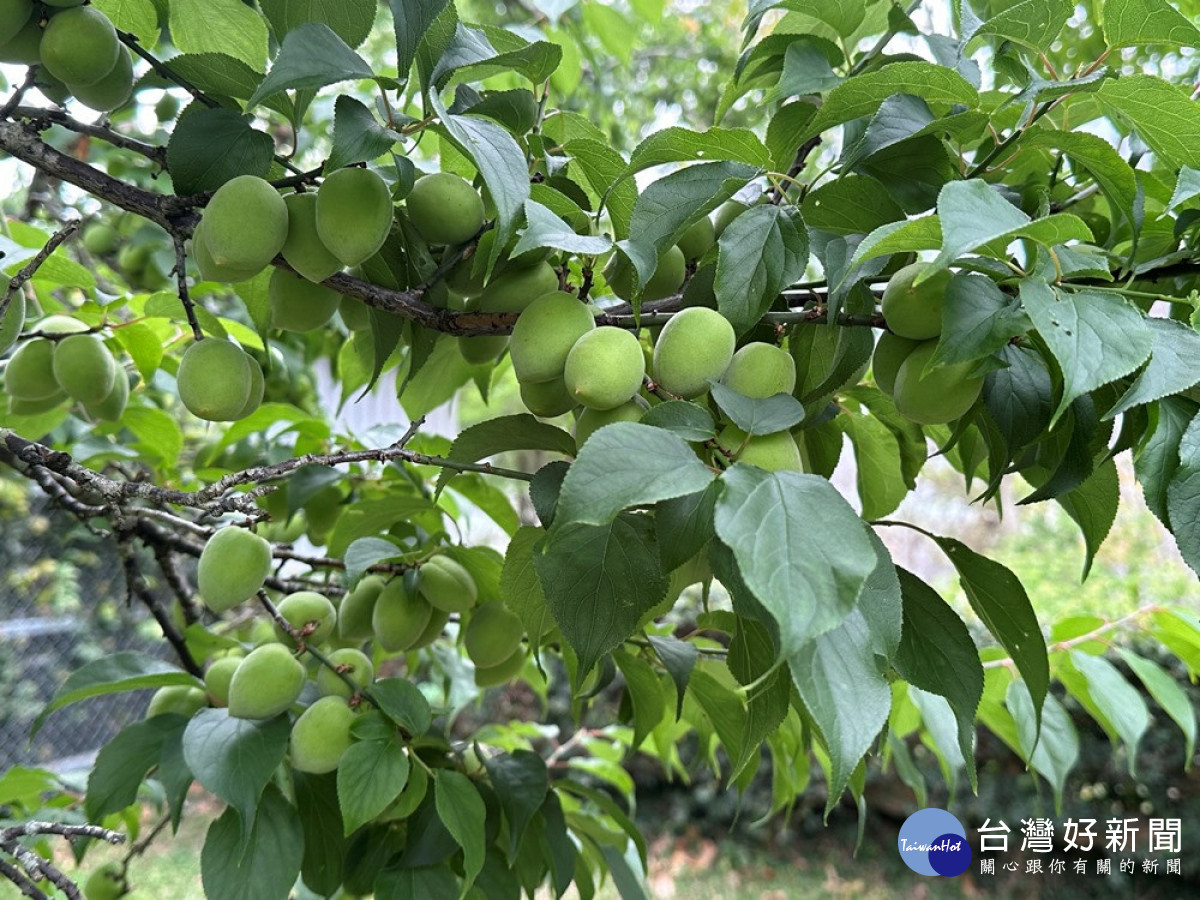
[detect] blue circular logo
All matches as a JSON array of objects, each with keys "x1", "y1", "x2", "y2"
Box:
[{"x1": 897, "y1": 808, "x2": 972, "y2": 876}]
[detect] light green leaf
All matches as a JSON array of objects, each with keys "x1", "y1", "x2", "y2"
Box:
[
  {"x1": 343, "y1": 537, "x2": 404, "y2": 586},
  {"x1": 201, "y1": 784, "x2": 303, "y2": 900},
  {"x1": 714, "y1": 204, "x2": 809, "y2": 336},
  {"x1": 1007, "y1": 683, "x2": 1078, "y2": 814},
  {"x1": 1107, "y1": 318, "x2": 1200, "y2": 419},
  {"x1": 170, "y1": 0, "x2": 269, "y2": 71},
  {"x1": 1066, "y1": 651, "x2": 1150, "y2": 776},
  {"x1": 434, "y1": 770, "x2": 486, "y2": 894},
  {"x1": 93, "y1": 0, "x2": 158, "y2": 46},
  {"x1": 614, "y1": 650, "x2": 668, "y2": 751},
  {"x1": 1118, "y1": 650, "x2": 1197, "y2": 767},
  {"x1": 338, "y1": 740, "x2": 410, "y2": 835},
  {"x1": 969, "y1": 0, "x2": 1072, "y2": 51},
  {"x1": 437, "y1": 413, "x2": 575, "y2": 495},
  {"x1": 482, "y1": 750, "x2": 548, "y2": 862},
  {"x1": 564, "y1": 138, "x2": 636, "y2": 238},
  {"x1": 627, "y1": 127, "x2": 771, "y2": 176},
  {"x1": 259, "y1": 0, "x2": 376, "y2": 48},
  {"x1": 123, "y1": 406, "x2": 183, "y2": 468},
  {"x1": 327, "y1": 96, "x2": 402, "y2": 171},
  {"x1": 841, "y1": 412, "x2": 908, "y2": 520},
  {"x1": 1023, "y1": 130, "x2": 1138, "y2": 225},
  {"x1": 708, "y1": 382, "x2": 806, "y2": 436},
  {"x1": 248, "y1": 24, "x2": 375, "y2": 106},
  {"x1": 511, "y1": 200, "x2": 613, "y2": 257},
  {"x1": 1103, "y1": 0, "x2": 1200, "y2": 48},
  {"x1": 372, "y1": 678, "x2": 433, "y2": 736},
  {"x1": 1098, "y1": 75, "x2": 1200, "y2": 169}
]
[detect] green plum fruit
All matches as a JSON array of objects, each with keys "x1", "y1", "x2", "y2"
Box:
[
  {"x1": 4, "y1": 338, "x2": 59, "y2": 401},
  {"x1": 409, "y1": 606, "x2": 450, "y2": 650},
  {"x1": 564, "y1": 327, "x2": 645, "y2": 410},
  {"x1": 717, "y1": 425, "x2": 804, "y2": 472},
  {"x1": 176, "y1": 339, "x2": 255, "y2": 421},
  {"x1": 0, "y1": 296, "x2": 24, "y2": 355},
  {"x1": 0, "y1": 0, "x2": 33, "y2": 47},
  {"x1": 274, "y1": 591, "x2": 337, "y2": 644},
  {"x1": 8, "y1": 391, "x2": 66, "y2": 416},
  {"x1": 303, "y1": 484, "x2": 342, "y2": 544},
  {"x1": 269, "y1": 267, "x2": 340, "y2": 332},
  {"x1": 282, "y1": 192, "x2": 342, "y2": 283},
  {"x1": 509, "y1": 291, "x2": 596, "y2": 384},
  {"x1": 881, "y1": 261, "x2": 952, "y2": 340},
  {"x1": 204, "y1": 656, "x2": 241, "y2": 707},
  {"x1": 871, "y1": 332, "x2": 921, "y2": 396},
  {"x1": 197, "y1": 526, "x2": 272, "y2": 613},
  {"x1": 520, "y1": 376, "x2": 576, "y2": 418},
  {"x1": 892, "y1": 341, "x2": 983, "y2": 425},
  {"x1": 0, "y1": 14, "x2": 41, "y2": 66},
  {"x1": 604, "y1": 245, "x2": 686, "y2": 302},
  {"x1": 227, "y1": 643, "x2": 306, "y2": 720},
  {"x1": 445, "y1": 255, "x2": 486, "y2": 296},
  {"x1": 155, "y1": 93, "x2": 180, "y2": 121},
  {"x1": 677, "y1": 216, "x2": 715, "y2": 261},
  {"x1": 83, "y1": 368, "x2": 129, "y2": 421},
  {"x1": 82, "y1": 863, "x2": 126, "y2": 900},
  {"x1": 338, "y1": 574, "x2": 385, "y2": 641},
  {"x1": 82, "y1": 223, "x2": 118, "y2": 256},
  {"x1": 202, "y1": 175, "x2": 289, "y2": 272},
  {"x1": 40, "y1": 7, "x2": 118, "y2": 87},
  {"x1": 406, "y1": 172, "x2": 485, "y2": 246},
  {"x1": 720, "y1": 342, "x2": 796, "y2": 398},
  {"x1": 476, "y1": 261, "x2": 559, "y2": 313},
  {"x1": 316, "y1": 647, "x2": 374, "y2": 699},
  {"x1": 418, "y1": 555, "x2": 477, "y2": 613},
  {"x1": 146, "y1": 685, "x2": 207, "y2": 719},
  {"x1": 316, "y1": 167, "x2": 393, "y2": 267},
  {"x1": 33, "y1": 67, "x2": 69, "y2": 104},
  {"x1": 290, "y1": 696, "x2": 356, "y2": 774},
  {"x1": 652, "y1": 307, "x2": 735, "y2": 398},
  {"x1": 463, "y1": 602, "x2": 524, "y2": 669},
  {"x1": 51, "y1": 333, "x2": 116, "y2": 403},
  {"x1": 712, "y1": 200, "x2": 748, "y2": 238},
  {"x1": 69, "y1": 46, "x2": 132, "y2": 112},
  {"x1": 234, "y1": 353, "x2": 264, "y2": 420},
  {"x1": 474, "y1": 646, "x2": 526, "y2": 688},
  {"x1": 372, "y1": 576, "x2": 433, "y2": 652},
  {"x1": 192, "y1": 220, "x2": 262, "y2": 283},
  {"x1": 574, "y1": 400, "x2": 644, "y2": 449},
  {"x1": 457, "y1": 332, "x2": 509, "y2": 365}
]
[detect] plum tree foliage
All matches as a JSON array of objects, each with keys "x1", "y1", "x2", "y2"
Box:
[{"x1": 5, "y1": 1, "x2": 1200, "y2": 898}]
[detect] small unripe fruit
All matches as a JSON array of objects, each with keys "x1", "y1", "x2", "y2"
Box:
[
  {"x1": 83, "y1": 369, "x2": 130, "y2": 422},
  {"x1": 604, "y1": 245, "x2": 686, "y2": 302},
  {"x1": 418, "y1": 555, "x2": 477, "y2": 614},
  {"x1": 51, "y1": 333, "x2": 116, "y2": 404},
  {"x1": 33, "y1": 67, "x2": 69, "y2": 104},
  {"x1": 509, "y1": 291, "x2": 596, "y2": 384},
  {"x1": 82, "y1": 863, "x2": 125, "y2": 900},
  {"x1": 872, "y1": 332, "x2": 921, "y2": 396},
  {"x1": 720, "y1": 342, "x2": 796, "y2": 398},
  {"x1": 717, "y1": 425, "x2": 804, "y2": 472},
  {"x1": 574, "y1": 401, "x2": 644, "y2": 449},
  {"x1": 474, "y1": 646, "x2": 526, "y2": 688},
  {"x1": 317, "y1": 167, "x2": 393, "y2": 267},
  {"x1": 274, "y1": 591, "x2": 337, "y2": 644},
  {"x1": 457, "y1": 332, "x2": 509, "y2": 365},
  {"x1": 0, "y1": 13, "x2": 41, "y2": 66},
  {"x1": 40, "y1": 7, "x2": 119, "y2": 87},
  {"x1": 82, "y1": 223, "x2": 118, "y2": 256},
  {"x1": 281, "y1": 192, "x2": 342, "y2": 283},
  {"x1": 155, "y1": 93, "x2": 180, "y2": 121},
  {"x1": 409, "y1": 606, "x2": 450, "y2": 650},
  {"x1": 228, "y1": 643, "x2": 306, "y2": 720},
  {"x1": 176, "y1": 339, "x2": 255, "y2": 421},
  {"x1": 677, "y1": 217, "x2": 716, "y2": 261},
  {"x1": 520, "y1": 377, "x2": 576, "y2": 418},
  {"x1": 0, "y1": 296, "x2": 23, "y2": 355},
  {"x1": 372, "y1": 577, "x2": 433, "y2": 652},
  {"x1": 892, "y1": 341, "x2": 983, "y2": 425},
  {"x1": 4, "y1": 338, "x2": 59, "y2": 401},
  {"x1": 406, "y1": 173, "x2": 485, "y2": 246},
  {"x1": 338, "y1": 575, "x2": 385, "y2": 641},
  {"x1": 197, "y1": 527, "x2": 272, "y2": 613},
  {"x1": 269, "y1": 267, "x2": 340, "y2": 332},
  {"x1": 564, "y1": 327, "x2": 645, "y2": 410},
  {"x1": 652, "y1": 307, "x2": 735, "y2": 399},
  {"x1": 204, "y1": 656, "x2": 241, "y2": 707},
  {"x1": 202, "y1": 176, "x2": 289, "y2": 272},
  {"x1": 303, "y1": 484, "x2": 341, "y2": 545},
  {"x1": 146, "y1": 685, "x2": 207, "y2": 719},
  {"x1": 316, "y1": 647, "x2": 374, "y2": 699},
  {"x1": 476, "y1": 262, "x2": 560, "y2": 314},
  {"x1": 0, "y1": 0, "x2": 32, "y2": 46},
  {"x1": 192, "y1": 221, "x2": 262, "y2": 283},
  {"x1": 881, "y1": 262, "x2": 952, "y2": 340},
  {"x1": 8, "y1": 391, "x2": 66, "y2": 416},
  {"x1": 463, "y1": 602, "x2": 524, "y2": 669},
  {"x1": 235, "y1": 354, "x2": 264, "y2": 420},
  {"x1": 69, "y1": 46, "x2": 133, "y2": 112},
  {"x1": 290, "y1": 696, "x2": 356, "y2": 774}
]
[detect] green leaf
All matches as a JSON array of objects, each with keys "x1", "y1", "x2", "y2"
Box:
[
  {"x1": 327, "y1": 96, "x2": 402, "y2": 171},
  {"x1": 931, "y1": 537, "x2": 1049, "y2": 729},
  {"x1": 436, "y1": 26, "x2": 563, "y2": 88},
  {"x1": 338, "y1": 740, "x2": 410, "y2": 835},
  {"x1": 745, "y1": 0, "x2": 866, "y2": 36},
  {"x1": 655, "y1": 482, "x2": 719, "y2": 573},
  {"x1": 170, "y1": 0, "x2": 269, "y2": 71},
  {"x1": 535, "y1": 516, "x2": 668, "y2": 678},
  {"x1": 1007, "y1": 684, "x2": 1078, "y2": 814},
  {"x1": 627, "y1": 127, "x2": 771, "y2": 176},
  {"x1": 511, "y1": 200, "x2": 613, "y2": 257},
  {"x1": 500, "y1": 526, "x2": 552, "y2": 644},
  {"x1": 1055, "y1": 457, "x2": 1119, "y2": 579},
  {"x1": 778, "y1": 38, "x2": 843, "y2": 97},
  {"x1": 928, "y1": 273, "x2": 1029, "y2": 369},
  {"x1": 1019, "y1": 281, "x2": 1153, "y2": 426},
  {"x1": 555, "y1": 423, "x2": 717, "y2": 528},
  {"x1": 1107, "y1": 318, "x2": 1200, "y2": 419},
  {"x1": 123, "y1": 406, "x2": 183, "y2": 468},
  {"x1": 371, "y1": 678, "x2": 433, "y2": 736},
  {"x1": 86, "y1": 716, "x2": 188, "y2": 822},
  {"x1": 201, "y1": 784, "x2": 303, "y2": 900},
  {"x1": 437, "y1": 414, "x2": 575, "y2": 495},
  {"x1": 1098, "y1": 75, "x2": 1200, "y2": 169},
  {"x1": 391, "y1": 0, "x2": 452, "y2": 77},
  {"x1": 801, "y1": 174, "x2": 906, "y2": 236},
  {"x1": 183, "y1": 708, "x2": 291, "y2": 842},
  {"x1": 983, "y1": 344, "x2": 1055, "y2": 453},
  {"x1": 1118, "y1": 650, "x2": 1197, "y2": 767},
  {"x1": 969, "y1": 0, "x2": 1072, "y2": 51},
  {"x1": 293, "y1": 772, "x2": 346, "y2": 896},
  {"x1": 840, "y1": 412, "x2": 908, "y2": 520},
  {"x1": 709, "y1": 383, "x2": 806, "y2": 437},
  {"x1": 33, "y1": 653, "x2": 199, "y2": 737},
  {"x1": 1103, "y1": 0, "x2": 1200, "y2": 48},
  {"x1": 434, "y1": 770, "x2": 486, "y2": 895},
  {"x1": 727, "y1": 617, "x2": 790, "y2": 780},
  {"x1": 259, "y1": 0, "x2": 376, "y2": 48},
  {"x1": 564, "y1": 138, "x2": 636, "y2": 238},
  {"x1": 628, "y1": 160, "x2": 760, "y2": 258},
  {"x1": 1168, "y1": 166, "x2": 1200, "y2": 210},
  {"x1": 327, "y1": 495, "x2": 439, "y2": 559},
  {"x1": 482, "y1": 750, "x2": 548, "y2": 862},
  {"x1": 343, "y1": 537, "x2": 403, "y2": 586},
  {"x1": 166, "y1": 53, "x2": 263, "y2": 102},
  {"x1": 249, "y1": 24, "x2": 375, "y2": 106},
  {"x1": 766, "y1": 100, "x2": 818, "y2": 171},
  {"x1": 714, "y1": 204, "x2": 809, "y2": 336},
  {"x1": 1067, "y1": 651, "x2": 1150, "y2": 775},
  {"x1": 376, "y1": 865, "x2": 461, "y2": 900},
  {"x1": 93, "y1": 0, "x2": 158, "y2": 46},
  {"x1": 166, "y1": 107, "x2": 274, "y2": 196},
  {"x1": 714, "y1": 466, "x2": 877, "y2": 653},
  {"x1": 649, "y1": 635, "x2": 698, "y2": 719},
  {"x1": 640, "y1": 401, "x2": 717, "y2": 442},
  {"x1": 1023, "y1": 131, "x2": 1138, "y2": 226},
  {"x1": 686, "y1": 666, "x2": 749, "y2": 777},
  {"x1": 614, "y1": 650, "x2": 668, "y2": 751}
]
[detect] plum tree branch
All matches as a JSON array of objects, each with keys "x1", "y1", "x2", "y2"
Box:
[
  {"x1": 8, "y1": 105, "x2": 168, "y2": 166},
  {"x1": 0, "y1": 822, "x2": 124, "y2": 900},
  {"x1": 0, "y1": 220, "x2": 80, "y2": 324}
]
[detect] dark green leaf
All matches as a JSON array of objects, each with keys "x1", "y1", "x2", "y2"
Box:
[
  {"x1": 328, "y1": 95, "x2": 402, "y2": 171},
  {"x1": 512, "y1": 200, "x2": 613, "y2": 257},
  {"x1": 628, "y1": 160, "x2": 759, "y2": 259},
  {"x1": 614, "y1": 650, "x2": 668, "y2": 751},
  {"x1": 801, "y1": 174, "x2": 906, "y2": 236},
  {"x1": 343, "y1": 537, "x2": 403, "y2": 586},
  {"x1": 928, "y1": 273, "x2": 1028, "y2": 369},
  {"x1": 1055, "y1": 457, "x2": 1119, "y2": 579},
  {"x1": 294, "y1": 771, "x2": 346, "y2": 896},
  {"x1": 649, "y1": 635, "x2": 699, "y2": 719},
  {"x1": 86, "y1": 716, "x2": 188, "y2": 822},
  {"x1": 391, "y1": 0, "x2": 452, "y2": 77},
  {"x1": 655, "y1": 482, "x2": 719, "y2": 573},
  {"x1": 201, "y1": 784, "x2": 303, "y2": 900},
  {"x1": 437, "y1": 414, "x2": 575, "y2": 495},
  {"x1": 166, "y1": 53, "x2": 262, "y2": 101},
  {"x1": 249, "y1": 24, "x2": 375, "y2": 106},
  {"x1": 259, "y1": 0, "x2": 376, "y2": 48},
  {"x1": 727, "y1": 617, "x2": 789, "y2": 780},
  {"x1": 640, "y1": 401, "x2": 717, "y2": 442},
  {"x1": 1137, "y1": 398, "x2": 1197, "y2": 523},
  {"x1": 376, "y1": 865, "x2": 461, "y2": 900},
  {"x1": 714, "y1": 204, "x2": 809, "y2": 336},
  {"x1": 371, "y1": 678, "x2": 433, "y2": 736},
  {"x1": 983, "y1": 343, "x2": 1055, "y2": 452},
  {"x1": 434, "y1": 770, "x2": 486, "y2": 892},
  {"x1": 500, "y1": 526, "x2": 552, "y2": 644},
  {"x1": 710, "y1": 383, "x2": 806, "y2": 436},
  {"x1": 166, "y1": 107, "x2": 274, "y2": 196},
  {"x1": 483, "y1": 750, "x2": 548, "y2": 862},
  {"x1": 338, "y1": 739, "x2": 410, "y2": 835}
]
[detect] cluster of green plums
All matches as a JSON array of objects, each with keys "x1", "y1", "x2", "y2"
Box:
[
  {"x1": 873, "y1": 261, "x2": 985, "y2": 425},
  {"x1": 1, "y1": 311, "x2": 129, "y2": 420},
  {"x1": 0, "y1": 1, "x2": 134, "y2": 112}
]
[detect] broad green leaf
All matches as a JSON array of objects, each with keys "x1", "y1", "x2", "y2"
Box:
[
  {"x1": 166, "y1": 53, "x2": 263, "y2": 102},
  {"x1": 714, "y1": 204, "x2": 809, "y2": 336},
  {"x1": 372, "y1": 677, "x2": 433, "y2": 736},
  {"x1": 654, "y1": 482, "x2": 719, "y2": 573},
  {"x1": 375, "y1": 865, "x2": 461, "y2": 900},
  {"x1": 708, "y1": 382, "x2": 806, "y2": 436},
  {"x1": 183, "y1": 709, "x2": 290, "y2": 841},
  {"x1": 327, "y1": 96, "x2": 402, "y2": 171},
  {"x1": 391, "y1": 0, "x2": 452, "y2": 76},
  {"x1": 1019, "y1": 281, "x2": 1153, "y2": 426},
  {"x1": 1118, "y1": 650, "x2": 1197, "y2": 767},
  {"x1": 727, "y1": 617, "x2": 790, "y2": 780},
  {"x1": 801, "y1": 174, "x2": 906, "y2": 236},
  {"x1": 1107, "y1": 318, "x2": 1200, "y2": 419},
  {"x1": 628, "y1": 160, "x2": 759, "y2": 257},
  {"x1": 338, "y1": 740, "x2": 410, "y2": 835},
  {"x1": 1098, "y1": 75, "x2": 1200, "y2": 169},
  {"x1": 327, "y1": 495, "x2": 440, "y2": 558},
  {"x1": 93, "y1": 0, "x2": 157, "y2": 46},
  {"x1": 166, "y1": 107, "x2": 274, "y2": 196},
  {"x1": 201, "y1": 785, "x2": 303, "y2": 900},
  {"x1": 1055, "y1": 457, "x2": 1119, "y2": 579},
  {"x1": 840, "y1": 215, "x2": 942, "y2": 283},
  {"x1": 343, "y1": 537, "x2": 404, "y2": 586},
  {"x1": 841, "y1": 94, "x2": 936, "y2": 170},
  {"x1": 841, "y1": 412, "x2": 908, "y2": 520},
  {"x1": 259, "y1": 0, "x2": 376, "y2": 48},
  {"x1": 170, "y1": 0, "x2": 269, "y2": 71},
  {"x1": 554, "y1": 423, "x2": 717, "y2": 528},
  {"x1": 714, "y1": 466, "x2": 877, "y2": 653},
  {"x1": 482, "y1": 750, "x2": 548, "y2": 862},
  {"x1": 86, "y1": 716, "x2": 188, "y2": 822},
  {"x1": 249, "y1": 24, "x2": 375, "y2": 106},
  {"x1": 123, "y1": 406, "x2": 183, "y2": 468},
  {"x1": 1103, "y1": 0, "x2": 1200, "y2": 48},
  {"x1": 765, "y1": 100, "x2": 818, "y2": 171},
  {"x1": 777, "y1": 38, "x2": 842, "y2": 97},
  {"x1": 969, "y1": 0, "x2": 1072, "y2": 51},
  {"x1": 928, "y1": 273, "x2": 1029, "y2": 369},
  {"x1": 1153, "y1": 608, "x2": 1200, "y2": 676},
  {"x1": 535, "y1": 515, "x2": 667, "y2": 677},
  {"x1": 500, "y1": 526, "x2": 552, "y2": 644},
  {"x1": 983, "y1": 343, "x2": 1055, "y2": 453},
  {"x1": 1007, "y1": 684, "x2": 1078, "y2": 814},
  {"x1": 614, "y1": 650, "x2": 668, "y2": 751},
  {"x1": 649, "y1": 635, "x2": 699, "y2": 719},
  {"x1": 1023, "y1": 130, "x2": 1138, "y2": 225},
  {"x1": 745, "y1": 0, "x2": 866, "y2": 37},
  {"x1": 1168, "y1": 167, "x2": 1200, "y2": 210},
  {"x1": 113, "y1": 323, "x2": 164, "y2": 386},
  {"x1": 641, "y1": 400, "x2": 717, "y2": 442},
  {"x1": 434, "y1": 770, "x2": 486, "y2": 893},
  {"x1": 511, "y1": 200, "x2": 613, "y2": 257},
  {"x1": 293, "y1": 772, "x2": 346, "y2": 896},
  {"x1": 437, "y1": 26, "x2": 562, "y2": 87},
  {"x1": 437, "y1": 413, "x2": 575, "y2": 495},
  {"x1": 1137, "y1": 398, "x2": 1197, "y2": 523},
  {"x1": 564, "y1": 138, "x2": 636, "y2": 238},
  {"x1": 1064, "y1": 651, "x2": 1150, "y2": 776},
  {"x1": 627, "y1": 127, "x2": 771, "y2": 175},
  {"x1": 686, "y1": 666, "x2": 748, "y2": 776},
  {"x1": 34, "y1": 653, "x2": 199, "y2": 736}
]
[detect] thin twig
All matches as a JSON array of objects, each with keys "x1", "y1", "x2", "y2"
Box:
[
  {"x1": 172, "y1": 235, "x2": 204, "y2": 341},
  {"x1": 10, "y1": 106, "x2": 167, "y2": 165},
  {"x1": 0, "y1": 69, "x2": 38, "y2": 121},
  {"x1": 0, "y1": 220, "x2": 80, "y2": 323}
]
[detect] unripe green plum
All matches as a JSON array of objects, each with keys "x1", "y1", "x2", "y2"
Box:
[
  {"x1": 717, "y1": 425, "x2": 804, "y2": 472},
  {"x1": 117, "y1": 242, "x2": 150, "y2": 278},
  {"x1": 202, "y1": 176, "x2": 289, "y2": 272},
  {"x1": 155, "y1": 93, "x2": 180, "y2": 122},
  {"x1": 339, "y1": 296, "x2": 372, "y2": 331},
  {"x1": 69, "y1": 46, "x2": 132, "y2": 112},
  {"x1": 227, "y1": 643, "x2": 306, "y2": 720},
  {"x1": 457, "y1": 333, "x2": 509, "y2": 365},
  {"x1": 652, "y1": 307, "x2": 735, "y2": 398},
  {"x1": 418, "y1": 555, "x2": 477, "y2": 613},
  {"x1": 0, "y1": 0, "x2": 33, "y2": 48},
  {"x1": 40, "y1": 7, "x2": 118, "y2": 87},
  {"x1": 51, "y1": 333, "x2": 116, "y2": 404},
  {"x1": 0, "y1": 296, "x2": 24, "y2": 355},
  {"x1": 0, "y1": 13, "x2": 41, "y2": 66},
  {"x1": 83, "y1": 368, "x2": 129, "y2": 422},
  {"x1": 274, "y1": 591, "x2": 337, "y2": 644},
  {"x1": 204, "y1": 656, "x2": 241, "y2": 707},
  {"x1": 82, "y1": 863, "x2": 126, "y2": 900},
  {"x1": 146, "y1": 685, "x2": 207, "y2": 719},
  {"x1": 881, "y1": 262, "x2": 951, "y2": 340},
  {"x1": 269, "y1": 267, "x2": 340, "y2": 332},
  {"x1": 281, "y1": 192, "x2": 342, "y2": 283},
  {"x1": 520, "y1": 377, "x2": 576, "y2": 418},
  {"x1": 33, "y1": 67, "x2": 69, "y2": 105},
  {"x1": 509, "y1": 291, "x2": 595, "y2": 384},
  {"x1": 317, "y1": 167, "x2": 393, "y2": 267},
  {"x1": 604, "y1": 245, "x2": 686, "y2": 302},
  {"x1": 720, "y1": 342, "x2": 795, "y2": 398},
  {"x1": 677, "y1": 216, "x2": 715, "y2": 261},
  {"x1": 406, "y1": 173, "x2": 485, "y2": 246},
  {"x1": 409, "y1": 606, "x2": 450, "y2": 650},
  {"x1": 8, "y1": 391, "x2": 66, "y2": 416},
  {"x1": 476, "y1": 262, "x2": 559, "y2": 313},
  {"x1": 176, "y1": 339, "x2": 254, "y2": 421},
  {"x1": 316, "y1": 647, "x2": 374, "y2": 699},
  {"x1": 372, "y1": 576, "x2": 433, "y2": 652},
  {"x1": 574, "y1": 400, "x2": 644, "y2": 449},
  {"x1": 4, "y1": 338, "x2": 59, "y2": 401},
  {"x1": 445, "y1": 255, "x2": 486, "y2": 296},
  {"x1": 234, "y1": 353, "x2": 264, "y2": 420},
  {"x1": 290, "y1": 696, "x2": 356, "y2": 774},
  {"x1": 197, "y1": 526, "x2": 272, "y2": 613},
  {"x1": 564, "y1": 327, "x2": 645, "y2": 410},
  {"x1": 192, "y1": 221, "x2": 262, "y2": 283},
  {"x1": 892, "y1": 341, "x2": 983, "y2": 425},
  {"x1": 338, "y1": 574, "x2": 385, "y2": 641},
  {"x1": 304, "y1": 484, "x2": 342, "y2": 544},
  {"x1": 82, "y1": 223, "x2": 118, "y2": 256},
  {"x1": 463, "y1": 602, "x2": 524, "y2": 669},
  {"x1": 474, "y1": 646, "x2": 526, "y2": 688},
  {"x1": 871, "y1": 332, "x2": 921, "y2": 396}
]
